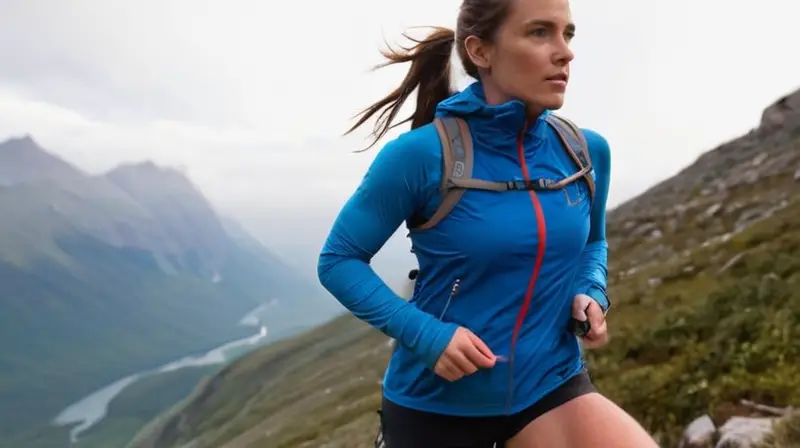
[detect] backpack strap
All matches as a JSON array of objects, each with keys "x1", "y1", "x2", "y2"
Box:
[
  {"x1": 409, "y1": 114, "x2": 595, "y2": 232},
  {"x1": 544, "y1": 114, "x2": 596, "y2": 203},
  {"x1": 411, "y1": 116, "x2": 474, "y2": 231}
]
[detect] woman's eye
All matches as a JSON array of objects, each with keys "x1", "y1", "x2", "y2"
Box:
[{"x1": 530, "y1": 28, "x2": 547, "y2": 37}]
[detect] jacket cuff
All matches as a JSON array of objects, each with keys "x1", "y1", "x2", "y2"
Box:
[{"x1": 585, "y1": 286, "x2": 611, "y2": 314}]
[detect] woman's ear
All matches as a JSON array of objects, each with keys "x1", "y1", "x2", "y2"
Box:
[{"x1": 464, "y1": 35, "x2": 492, "y2": 70}]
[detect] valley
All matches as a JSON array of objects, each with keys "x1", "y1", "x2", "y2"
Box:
[{"x1": 0, "y1": 136, "x2": 341, "y2": 447}]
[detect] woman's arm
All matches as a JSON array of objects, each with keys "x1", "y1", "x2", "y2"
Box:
[
  {"x1": 573, "y1": 129, "x2": 612, "y2": 313},
  {"x1": 317, "y1": 129, "x2": 459, "y2": 369}
]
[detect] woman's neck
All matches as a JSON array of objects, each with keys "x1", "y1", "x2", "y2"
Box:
[{"x1": 479, "y1": 79, "x2": 544, "y2": 119}]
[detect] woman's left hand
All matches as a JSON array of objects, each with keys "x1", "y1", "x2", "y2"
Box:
[{"x1": 571, "y1": 294, "x2": 609, "y2": 349}]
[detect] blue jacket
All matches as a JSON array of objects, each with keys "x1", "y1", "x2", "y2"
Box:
[{"x1": 318, "y1": 81, "x2": 611, "y2": 416}]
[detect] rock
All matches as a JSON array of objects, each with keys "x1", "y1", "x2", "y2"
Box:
[
  {"x1": 700, "y1": 187, "x2": 715, "y2": 196},
  {"x1": 760, "y1": 89, "x2": 800, "y2": 128},
  {"x1": 631, "y1": 222, "x2": 658, "y2": 238},
  {"x1": 679, "y1": 399, "x2": 796, "y2": 448},
  {"x1": 716, "y1": 416, "x2": 776, "y2": 448},
  {"x1": 743, "y1": 170, "x2": 760, "y2": 185},
  {"x1": 718, "y1": 252, "x2": 746, "y2": 274},
  {"x1": 735, "y1": 209, "x2": 766, "y2": 232},
  {"x1": 623, "y1": 266, "x2": 639, "y2": 277},
  {"x1": 679, "y1": 414, "x2": 716, "y2": 448},
  {"x1": 751, "y1": 152, "x2": 768, "y2": 167},
  {"x1": 643, "y1": 244, "x2": 670, "y2": 262},
  {"x1": 648, "y1": 277, "x2": 662, "y2": 288},
  {"x1": 725, "y1": 201, "x2": 746, "y2": 215},
  {"x1": 699, "y1": 203, "x2": 723, "y2": 221}
]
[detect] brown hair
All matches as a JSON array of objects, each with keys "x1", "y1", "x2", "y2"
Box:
[{"x1": 345, "y1": 0, "x2": 514, "y2": 150}]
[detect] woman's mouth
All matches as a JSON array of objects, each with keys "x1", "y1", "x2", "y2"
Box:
[{"x1": 545, "y1": 73, "x2": 568, "y2": 88}]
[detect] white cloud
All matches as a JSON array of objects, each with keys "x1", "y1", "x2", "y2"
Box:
[{"x1": 1, "y1": 0, "x2": 799, "y2": 268}]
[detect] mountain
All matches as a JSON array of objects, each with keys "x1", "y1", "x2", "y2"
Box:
[
  {"x1": 130, "y1": 87, "x2": 800, "y2": 448},
  {"x1": 0, "y1": 137, "x2": 340, "y2": 447},
  {"x1": 0, "y1": 135, "x2": 86, "y2": 185}
]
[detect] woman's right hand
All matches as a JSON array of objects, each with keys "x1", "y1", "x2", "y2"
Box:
[{"x1": 434, "y1": 327, "x2": 497, "y2": 381}]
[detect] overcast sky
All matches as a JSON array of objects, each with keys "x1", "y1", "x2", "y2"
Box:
[{"x1": 1, "y1": 0, "x2": 799, "y2": 283}]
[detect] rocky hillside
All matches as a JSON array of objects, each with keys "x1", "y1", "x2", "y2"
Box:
[{"x1": 129, "y1": 87, "x2": 800, "y2": 448}]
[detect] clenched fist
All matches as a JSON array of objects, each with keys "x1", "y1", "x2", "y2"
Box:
[
  {"x1": 434, "y1": 327, "x2": 497, "y2": 381},
  {"x1": 572, "y1": 294, "x2": 609, "y2": 349}
]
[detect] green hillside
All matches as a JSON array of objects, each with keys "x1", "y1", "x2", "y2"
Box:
[
  {"x1": 0, "y1": 137, "x2": 339, "y2": 447},
  {"x1": 74, "y1": 367, "x2": 217, "y2": 448},
  {"x1": 130, "y1": 87, "x2": 800, "y2": 448}
]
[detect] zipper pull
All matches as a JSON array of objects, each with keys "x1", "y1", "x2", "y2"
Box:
[
  {"x1": 450, "y1": 279, "x2": 461, "y2": 297},
  {"x1": 439, "y1": 278, "x2": 461, "y2": 319}
]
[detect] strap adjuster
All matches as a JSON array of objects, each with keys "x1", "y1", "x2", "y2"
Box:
[{"x1": 505, "y1": 178, "x2": 554, "y2": 190}]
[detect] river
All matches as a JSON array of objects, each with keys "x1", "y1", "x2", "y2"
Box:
[{"x1": 51, "y1": 302, "x2": 276, "y2": 444}]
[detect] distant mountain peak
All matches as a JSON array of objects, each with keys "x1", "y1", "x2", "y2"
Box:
[
  {"x1": 106, "y1": 160, "x2": 189, "y2": 182},
  {"x1": 104, "y1": 161, "x2": 200, "y2": 208},
  {"x1": 121, "y1": 160, "x2": 166, "y2": 171},
  {"x1": 0, "y1": 134, "x2": 85, "y2": 186},
  {"x1": 0, "y1": 133, "x2": 36, "y2": 146},
  {"x1": 0, "y1": 134, "x2": 46, "y2": 154}
]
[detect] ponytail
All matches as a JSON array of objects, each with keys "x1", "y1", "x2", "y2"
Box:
[{"x1": 345, "y1": 27, "x2": 455, "y2": 150}]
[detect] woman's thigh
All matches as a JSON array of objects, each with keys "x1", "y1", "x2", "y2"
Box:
[{"x1": 506, "y1": 392, "x2": 659, "y2": 448}]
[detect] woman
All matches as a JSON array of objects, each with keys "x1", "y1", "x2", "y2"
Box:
[{"x1": 317, "y1": 0, "x2": 659, "y2": 446}]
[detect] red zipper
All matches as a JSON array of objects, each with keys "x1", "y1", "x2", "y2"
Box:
[{"x1": 505, "y1": 118, "x2": 548, "y2": 412}]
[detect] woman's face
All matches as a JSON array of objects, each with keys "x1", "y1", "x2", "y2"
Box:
[{"x1": 471, "y1": 0, "x2": 576, "y2": 113}]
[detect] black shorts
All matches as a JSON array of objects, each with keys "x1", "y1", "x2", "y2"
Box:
[{"x1": 376, "y1": 370, "x2": 597, "y2": 448}]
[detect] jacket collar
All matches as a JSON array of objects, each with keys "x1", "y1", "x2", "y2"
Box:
[{"x1": 434, "y1": 81, "x2": 552, "y2": 145}]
